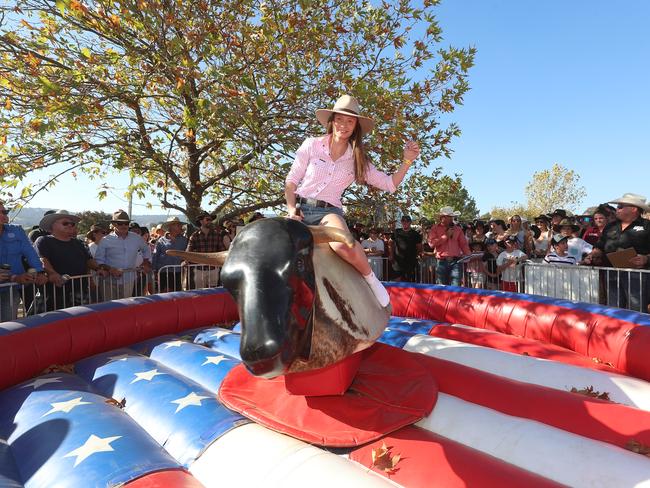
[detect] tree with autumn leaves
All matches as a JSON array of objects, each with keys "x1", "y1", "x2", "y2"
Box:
[{"x1": 0, "y1": 0, "x2": 475, "y2": 222}]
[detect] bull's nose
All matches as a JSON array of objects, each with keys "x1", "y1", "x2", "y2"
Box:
[
  {"x1": 244, "y1": 355, "x2": 286, "y2": 378},
  {"x1": 241, "y1": 340, "x2": 288, "y2": 378}
]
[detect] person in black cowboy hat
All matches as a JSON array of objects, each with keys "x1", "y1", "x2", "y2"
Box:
[
  {"x1": 392, "y1": 215, "x2": 422, "y2": 282},
  {"x1": 152, "y1": 216, "x2": 188, "y2": 292},
  {"x1": 550, "y1": 209, "x2": 568, "y2": 228},
  {"x1": 284, "y1": 94, "x2": 421, "y2": 307},
  {"x1": 496, "y1": 234, "x2": 527, "y2": 292},
  {"x1": 531, "y1": 214, "x2": 552, "y2": 258},
  {"x1": 186, "y1": 211, "x2": 225, "y2": 289}
]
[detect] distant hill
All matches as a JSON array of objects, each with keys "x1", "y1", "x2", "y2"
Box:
[{"x1": 8, "y1": 207, "x2": 182, "y2": 230}]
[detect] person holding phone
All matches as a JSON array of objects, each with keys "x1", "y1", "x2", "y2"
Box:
[
  {"x1": 284, "y1": 95, "x2": 420, "y2": 307},
  {"x1": 0, "y1": 201, "x2": 48, "y2": 321}
]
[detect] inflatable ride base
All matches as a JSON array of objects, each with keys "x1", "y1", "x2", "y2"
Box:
[
  {"x1": 3, "y1": 286, "x2": 650, "y2": 487},
  {"x1": 283, "y1": 350, "x2": 363, "y2": 396},
  {"x1": 219, "y1": 343, "x2": 438, "y2": 447}
]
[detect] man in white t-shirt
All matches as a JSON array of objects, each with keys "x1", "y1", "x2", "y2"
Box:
[
  {"x1": 496, "y1": 235, "x2": 527, "y2": 292},
  {"x1": 361, "y1": 228, "x2": 385, "y2": 280},
  {"x1": 544, "y1": 234, "x2": 577, "y2": 265}
]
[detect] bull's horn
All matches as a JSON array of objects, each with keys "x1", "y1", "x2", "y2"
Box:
[
  {"x1": 308, "y1": 225, "x2": 355, "y2": 248},
  {"x1": 166, "y1": 250, "x2": 229, "y2": 266}
]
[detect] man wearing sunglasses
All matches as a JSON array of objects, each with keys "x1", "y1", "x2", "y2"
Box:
[
  {"x1": 0, "y1": 201, "x2": 48, "y2": 322},
  {"x1": 584, "y1": 193, "x2": 650, "y2": 312},
  {"x1": 33, "y1": 210, "x2": 101, "y2": 311},
  {"x1": 95, "y1": 209, "x2": 152, "y2": 300}
]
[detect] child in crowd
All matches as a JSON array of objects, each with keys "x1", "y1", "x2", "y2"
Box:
[
  {"x1": 482, "y1": 238, "x2": 501, "y2": 290},
  {"x1": 466, "y1": 241, "x2": 486, "y2": 288},
  {"x1": 543, "y1": 234, "x2": 577, "y2": 265},
  {"x1": 496, "y1": 235, "x2": 528, "y2": 292}
]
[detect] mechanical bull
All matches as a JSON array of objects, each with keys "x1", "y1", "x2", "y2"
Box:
[{"x1": 169, "y1": 217, "x2": 390, "y2": 378}]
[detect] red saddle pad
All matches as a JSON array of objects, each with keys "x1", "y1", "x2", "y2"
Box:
[{"x1": 218, "y1": 343, "x2": 438, "y2": 447}]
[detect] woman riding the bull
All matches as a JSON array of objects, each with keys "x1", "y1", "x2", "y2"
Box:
[{"x1": 285, "y1": 95, "x2": 420, "y2": 308}]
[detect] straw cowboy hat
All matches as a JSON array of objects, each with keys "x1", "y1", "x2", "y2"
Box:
[
  {"x1": 439, "y1": 206, "x2": 461, "y2": 217},
  {"x1": 608, "y1": 193, "x2": 650, "y2": 212},
  {"x1": 315, "y1": 95, "x2": 375, "y2": 135},
  {"x1": 161, "y1": 216, "x2": 186, "y2": 229},
  {"x1": 39, "y1": 210, "x2": 81, "y2": 232}
]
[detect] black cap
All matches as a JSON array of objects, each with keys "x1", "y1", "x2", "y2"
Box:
[{"x1": 401, "y1": 215, "x2": 412, "y2": 222}]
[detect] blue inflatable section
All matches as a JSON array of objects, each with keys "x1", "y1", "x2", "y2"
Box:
[
  {"x1": 192, "y1": 327, "x2": 242, "y2": 359},
  {"x1": 376, "y1": 317, "x2": 444, "y2": 348},
  {"x1": 0, "y1": 374, "x2": 180, "y2": 488},
  {"x1": 387, "y1": 316, "x2": 441, "y2": 334},
  {"x1": 149, "y1": 341, "x2": 239, "y2": 394},
  {"x1": 75, "y1": 348, "x2": 246, "y2": 467}
]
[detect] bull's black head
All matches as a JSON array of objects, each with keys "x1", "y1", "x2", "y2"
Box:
[
  {"x1": 221, "y1": 218, "x2": 316, "y2": 378},
  {"x1": 166, "y1": 218, "x2": 354, "y2": 378}
]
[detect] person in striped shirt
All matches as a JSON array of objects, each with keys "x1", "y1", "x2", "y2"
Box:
[
  {"x1": 285, "y1": 95, "x2": 420, "y2": 307},
  {"x1": 544, "y1": 234, "x2": 577, "y2": 265}
]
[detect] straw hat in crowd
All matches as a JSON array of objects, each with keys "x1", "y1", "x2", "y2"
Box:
[
  {"x1": 608, "y1": 193, "x2": 650, "y2": 212},
  {"x1": 39, "y1": 210, "x2": 81, "y2": 232}
]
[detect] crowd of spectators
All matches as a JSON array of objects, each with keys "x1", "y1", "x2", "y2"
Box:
[
  {"x1": 2, "y1": 192, "x2": 649, "y2": 320},
  {"x1": 0, "y1": 204, "x2": 260, "y2": 321},
  {"x1": 354, "y1": 193, "x2": 650, "y2": 313}
]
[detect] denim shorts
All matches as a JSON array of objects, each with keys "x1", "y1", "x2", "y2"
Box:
[{"x1": 299, "y1": 203, "x2": 344, "y2": 225}]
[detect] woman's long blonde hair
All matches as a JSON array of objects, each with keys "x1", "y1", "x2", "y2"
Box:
[{"x1": 326, "y1": 114, "x2": 369, "y2": 184}]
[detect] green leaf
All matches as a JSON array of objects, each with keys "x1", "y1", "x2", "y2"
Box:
[
  {"x1": 55, "y1": 0, "x2": 67, "y2": 16},
  {"x1": 255, "y1": 94, "x2": 267, "y2": 110}
]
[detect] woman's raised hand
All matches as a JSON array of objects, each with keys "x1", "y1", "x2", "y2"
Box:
[{"x1": 403, "y1": 140, "x2": 420, "y2": 162}]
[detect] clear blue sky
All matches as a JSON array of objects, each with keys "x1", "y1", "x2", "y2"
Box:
[
  {"x1": 16, "y1": 0, "x2": 650, "y2": 215},
  {"x1": 434, "y1": 0, "x2": 650, "y2": 214}
]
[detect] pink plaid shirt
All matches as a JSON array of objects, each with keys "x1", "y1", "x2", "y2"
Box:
[{"x1": 285, "y1": 135, "x2": 396, "y2": 208}]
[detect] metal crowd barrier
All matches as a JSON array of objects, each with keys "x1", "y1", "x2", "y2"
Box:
[
  {"x1": 524, "y1": 263, "x2": 650, "y2": 314},
  {"x1": 0, "y1": 273, "x2": 98, "y2": 321},
  {"x1": 2, "y1": 259, "x2": 647, "y2": 323},
  {"x1": 156, "y1": 264, "x2": 222, "y2": 292}
]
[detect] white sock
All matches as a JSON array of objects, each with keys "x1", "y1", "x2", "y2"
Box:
[{"x1": 363, "y1": 271, "x2": 390, "y2": 307}]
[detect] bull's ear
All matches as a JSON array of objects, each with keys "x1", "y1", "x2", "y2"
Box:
[
  {"x1": 166, "y1": 250, "x2": 229, "y2": 266},
  {"x1": 308, "y1": 225, "x2": 355, "y2": 248}
]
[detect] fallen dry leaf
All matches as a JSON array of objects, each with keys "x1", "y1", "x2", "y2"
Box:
[
  {"x1": 570, "y1": 386, "x2": 611, "y2": 401},
  {"x1": 371, "y1": 442, "x2": 401, "y2": 475},
  {"x1": 105, "y1": 398, "x2": 127, "y2": 409},
  {"x1": 592, "y1": 357, "x2": 615, "y2": 368},
  {"x1": 625, "y1": 440, "x2": 650, "y2": 457},
  {"x1": 41, "y1": 364, "x2": 75, "y2": 374}
]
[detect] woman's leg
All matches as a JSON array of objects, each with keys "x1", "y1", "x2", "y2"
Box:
[
  {"x1": 320, "y1": 213, "x2": 371, "y2": 275},
  {"x1": 320, "y1": 213, "x2": 389, "y2": 307}
]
